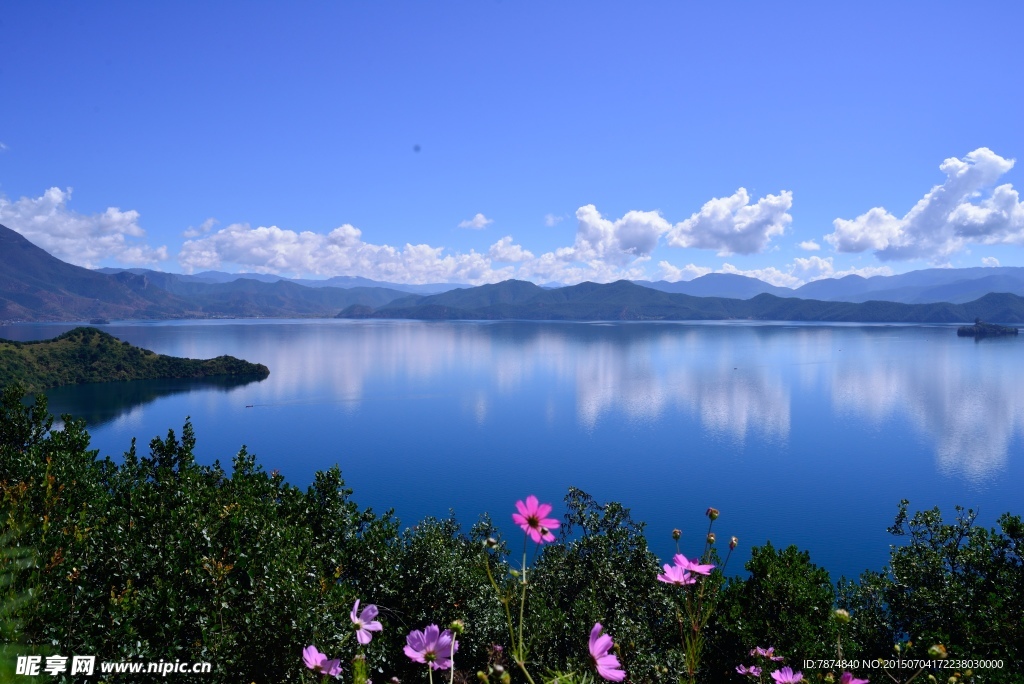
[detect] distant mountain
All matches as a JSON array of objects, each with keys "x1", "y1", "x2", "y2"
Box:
[
  {"x1": 339, "y1": 278, "x2": 1024, "y2": 324},
  {"x1": 634, "y1": 267, "x2": 1024, "y2": 304},
  {"x1": 1, "y1": 225, "x2": 415, "y2": 321},
  {"x1": 638, "y1": 273, "x2": 794, "y2": 299},
  {"x1": 98, "y1": 268, "x2": 461, "y2": 295},
  {"x1": 1, "y1": 225, "x2": 192, "y2": 321},
  {"x1": 793, "y1": 268, "x2": 1024, "y2": 304}
]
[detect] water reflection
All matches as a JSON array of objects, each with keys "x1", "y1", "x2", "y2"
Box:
[
  {"x1": 12, "y1": 321, "x2": 1022, "y2": 481},
  {"x1": 43, "y1": 375, "x2": 266, "y2": 429}
]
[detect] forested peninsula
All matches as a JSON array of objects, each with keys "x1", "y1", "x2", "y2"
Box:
[{"x1": 0, "y1": 327, "x2": 269, "y2": 392}]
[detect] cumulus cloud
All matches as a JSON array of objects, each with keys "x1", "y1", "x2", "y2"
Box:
[
  {"x1": 982, "y1": 256, "x2": 1000, "y2": 267},
  {"x1": 666, "y1": 188, "x2": 793, "y2": 256},
  {"x1": 0, "y1": 187, "x2": 168, "y2": 267},
  {"x1": 488, "y1": 236, "x2": 534, "y2": 263},
  {"x1": 657, "y1": 261, "x2": 712, "y2": 282},
  {"x1": 560, "y1": 204, "x2": 671, "y2": 267},
  {"x1": 179, "y1": 222, "x2": 514, "y2": 284},
  {"x1": 798, "y1": 240, "x2": 820, "y2": 251},
  {"x1": 825, "y1": 148, "x2": 1024, "y2": 262},
  {"x1": 458, "y1": 213, "x2": 494, "y2": 229},
  {"x1": 544, "y1": 213, "x2": 565, "y2": 227},
  {"x1": 183, "y1": 217, "x2": 218, "y2": 238}
]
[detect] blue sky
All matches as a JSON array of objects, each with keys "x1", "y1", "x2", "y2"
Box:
[{"x1": 1, "y1": 2, "x2": 1022, "y2": 287}]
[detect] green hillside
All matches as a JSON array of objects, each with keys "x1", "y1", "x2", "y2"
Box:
[
  {"x1": 339, "y1": 279, "x2": 1024, "y2": 323},
  {"x1": 0, "y1": 327, "x2": 270, "y2": 392}
]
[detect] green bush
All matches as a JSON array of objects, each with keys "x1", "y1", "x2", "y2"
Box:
[
  {"x1": 839, "y1": 499, "x2": 1024, "y2": 681},
  {"x1": 706, "y1": 542, "x2": 839, "y2": 680},
  {"x1": 2, "y1": 384, "x2": 1022, "y2": 684}
]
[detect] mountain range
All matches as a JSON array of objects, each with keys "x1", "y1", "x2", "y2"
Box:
[
  {"x1": 338, "y1": 279, "x2": 1024, "y2": 323},
  {"x1": 4, "y1": 222, "x2": 1024, "y2": 323}
]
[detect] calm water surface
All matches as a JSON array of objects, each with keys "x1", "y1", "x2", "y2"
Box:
[{"x1": 4, "y1": 319, "x2": 1022, "y2": 581}]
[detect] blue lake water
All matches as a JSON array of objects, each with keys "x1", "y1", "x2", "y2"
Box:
[{"x1": 3, "y1": 319, "x2": 1022, "y2": 582}]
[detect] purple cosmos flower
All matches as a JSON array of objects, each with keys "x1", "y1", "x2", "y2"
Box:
[
  {"x1": 351, "y1": 599, "x2": 383, "y2": 645},
  {"x1": 673, "y1": 553, "x2": 715, "y2": 575},
  {"x1": 303, "y1": 645, "x2": 342, "y2": 677},
  {"x1": 771, "y1": 667, "x2": 804, "y2": 683},
  {"x1": 513, "y1": 496, "x2": 560, "y2": 544},
  {"x1": 736, "y1": 665, "x2": 762, "y2": 677},
  {"x1": 751, "y1": 646, "x2": 785, "y2": 662},
  {"x1": 656, "y1": 562, "x2": 696, "y2": 586},
  {"x1": 839, "y1": 673, "x2": 869, "y2": 684},
  {"x1": 588, "y1": 623, "x2": 626, "y2": 682},
  {"x1": 404, "y1": 625, "x2": 459, "y2": 670}
]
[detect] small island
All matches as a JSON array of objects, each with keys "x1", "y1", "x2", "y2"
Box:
[
  {"x1": 0, "y1": 326, "x2": 270, "y2": 393},
  {"x1": 957, "y1": 318, "x2": 1020, "y2": 338}
]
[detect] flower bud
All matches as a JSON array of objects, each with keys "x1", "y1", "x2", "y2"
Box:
[
  {"x1": 477, "y1": 672, "x2": 489, "y2": 683},
  {"x1": 706, "y1": 507, "x2": 720, "y2": 521},
  {"x1": 928, "y1": 644, "x2": 948, "y2": 659},
  {"x1": 729, "y1": 536, "x2": 738, "y2": 550},
  {"x1": 834, "y1": 609, "x2": 851, "y2": 624},
  {"x1": 894, "y1": 644, "x2": 901, "y2": 654},
  {"x1": 672, "y1": 529, "x2": 682, "y2": 541},
  {"x1": 510, "y1": 569, "x2": 520, "y2": 577},
  {"x1": 500, "y1": 672, "x2": 511, "y2": 684},
  {"x1": 824, "y1": 674, "x2": 835, "y2": 683},
  {"x1": 927, "y1": 675, "x2": 937, "y2": 683},
  {"x1": 707, "y1": 532, "x2": 716, "y2": 544},
  {"x1": 450, "y1": 619, "x2": 465, "y2": 635},
  {"x1": 492, "y1": 665, "x2": 504, "y2": 674},
  {"x1": 947, "y1": 678, "x2": 956, "y2": 684},
  {"x1": 484, "y1": 537, "x2": 498, "y2": 549}
]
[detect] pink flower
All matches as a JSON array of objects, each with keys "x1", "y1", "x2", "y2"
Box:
[
  {"x1": 736, "y1": 665, "x2": 762, "y2": 677},
  {"x1": 839, "y1": 673, "x2": 869, "y2": 684},
  {"x1": 771, "y1": 667, "x2": 804, "y2": 683},
  {"x1": 588, "y1": 623, "x2": 626, "y2": 682},
  {"x1": 351, "y1": 599, "x2": 383, "y2": 645},
  {"x1": 404, "y1": 625, "x2": 459, "y2": 670},
  {"x1": 751, "y1": 646, "x2": 785, "y2": 662},
  {"x1": 512, "y1": 496, "x2": 560, "y2": 544},
  {"x1": 303, "y1": 645, "x2": 342, "y2": 677},
  {"x1": 673, "y1": 553, "x2": 715, "y2": 575},
  {"x1": 656, "y1": 562, "x2": 695, "y2": 586}
]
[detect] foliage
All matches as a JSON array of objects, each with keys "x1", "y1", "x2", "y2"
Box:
[
  {"x1": 0, "y1": 327, "x2": 269, "y2": 392},
  {"x1": 838, "y1": 499, "x2": 1024, "y2": 679},
  {"x1": 526, "y1": 489, "x2": 679, "y2": 683},
  {"x1": 1, "y1": 385, "x2": 1021, "y2": 684},
  {"x1": 707, "y1": 543, "x2": 840, "y2": 680}
]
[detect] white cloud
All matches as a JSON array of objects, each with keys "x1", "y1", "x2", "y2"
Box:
[
  {"x1": 666, "y1": 188, "x2": 793, "y2": 256},
  {"x1": 982, "y1": 256, "x2": 1001, "y2": 267},
  {"x1": 798, "y1": 240, "x2": 820, "y2": 251},
  {"x1": 657, "y1": 261, "x2": 712, "y2": 282},
  {"x1": 458, "y1": 213, "x2": 494, "y2": 229},
  {"x1": 0, "y1": 187, "x2": 168, "y2": 267},
  {"x1": 183, "y1": 217, "x2": 218, "y2": 238},
  {"x1": 488, "y1": 236, "x2": 534, "y2": 263},
  {"x1": 179, "y1": 222, "x2": 515, "y2": 284},
  {"x1": 561, "y1": 204, "x2": 671, "y2": 267},
  {"x1": 544, "y1": 213, "x2": 564, "y2": 227},
  {"x1": 825, "y1": 148, "x2": 1024, "y2": 262},
  {"x1": 0, "y1": 142, "x2": 7, "y2": 152}
]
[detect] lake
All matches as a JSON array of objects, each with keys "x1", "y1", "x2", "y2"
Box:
[{"x1": 3, "y1": 319, "x2": 1022, "y2": 582}]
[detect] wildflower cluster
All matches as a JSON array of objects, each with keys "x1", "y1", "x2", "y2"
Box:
[{"x1": 656, "y1": 506, "x2": 736, "y2": 683}]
